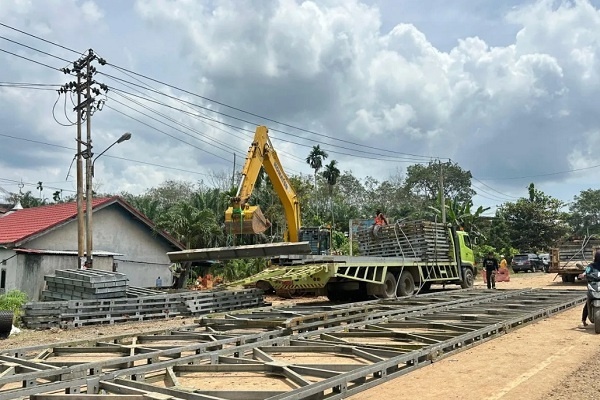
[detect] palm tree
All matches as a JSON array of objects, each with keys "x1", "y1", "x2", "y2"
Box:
[
  {"x1": 322, "y1": 160, "x2": 340, "y2": 229},
  {"x1": 306, "y1": 145, "x2": 328, "y2": 218},
  {"x1": 36, "y1": 181, "x2": 43, "y2": 200}
]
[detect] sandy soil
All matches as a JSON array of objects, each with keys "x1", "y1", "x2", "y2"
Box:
[
  {"x1": 3, "y1": 272, "x2": 598, "y2": 400},
  {"x1": 352, "y1": 272, "x2": 600, "y2": 400}
]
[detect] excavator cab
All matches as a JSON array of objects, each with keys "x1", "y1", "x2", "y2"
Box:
[{"x1": 224, "y1": 203, "x2": 271, "y2": 235}]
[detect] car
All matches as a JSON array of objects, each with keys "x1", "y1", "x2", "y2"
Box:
[
  {"x1": 512, "y1": 253, "x2": 543, "y2": 273},
  {"x1": 538, "y1": 253, "x2": 551, "y2": 273}
]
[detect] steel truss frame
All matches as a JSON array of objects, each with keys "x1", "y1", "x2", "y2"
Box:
[{"x1": 0, "y1": 288, "x2": 584, "y2": 400}]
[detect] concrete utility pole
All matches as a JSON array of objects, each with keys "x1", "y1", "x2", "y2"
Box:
[
  {"x1": 85, "y1": 55, "x2": 94, "y2": 269},
  {"x1": 439, "y1": 160, "x2": 446, "y2": 225},
  {"x1": 64, "y1": 49, "x2": 108, "y2": 269},
  {"x1": 76, "y1": 72, "x2": 85, "y2": 268}
]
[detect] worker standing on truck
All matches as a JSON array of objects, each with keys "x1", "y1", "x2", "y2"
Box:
[
  {"x1": 483, "y1": 252, "x2": 499, "y2": 289},
  {"x1": 375, "y1": 210, "x2": 388, "y2": 226}
]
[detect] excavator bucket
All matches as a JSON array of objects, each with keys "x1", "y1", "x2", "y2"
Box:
[{"x1": 224, "y1": 205, "x2": 271, "y2": 235}]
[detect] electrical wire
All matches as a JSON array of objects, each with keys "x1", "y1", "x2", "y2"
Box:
[
  {"x1": 0, "y1": 47, "x2": 62, "y2": 71},
  {"x1": 51, "y1": 92, "x2": 76, "y2": 127},
  {"x1": 103, "y1": 76, "x2": 431, "y2": 163},
  {"x1": 0, "y1": 132, "x2": 216, "y2": 177},
  {"x1": 102, "y1": 103, "x2": 232, "y2": 163},
  {"x1": 0, "y1": 35, "x2": 72, "y2": 63},
  {"x1": 0, "y1": 22, "x2": 80, "y2": 54}
]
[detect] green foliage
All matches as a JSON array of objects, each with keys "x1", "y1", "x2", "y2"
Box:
[
  {"x1": 405, "y1": 160, "x2": 475, "y2": 204},
  {"x1": 568, "y1": 188, "x2": 600, "y2": 237},
  {"x1": 0, "y1": 290, "x2": 28, "y2": 323},
  {"x1": 498, "y1": 184, "x2": 570, "y2": 251},
  {"x1": 473, "y1": 244, "x2": 497, "y2": 263},
  {"x1": 430, "y1": 197, "x2": 490, "y2": 238},
  {"x1": 212, "y1": 258, "x2": 267, "y2": 282}
]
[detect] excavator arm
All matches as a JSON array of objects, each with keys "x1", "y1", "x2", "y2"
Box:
[{"x1": 225, "y1": 126, "x2": 301, "y2": 242}]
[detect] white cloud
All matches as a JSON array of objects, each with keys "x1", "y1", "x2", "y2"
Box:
[{"x1": 1, "y1": 0, "x2": 600, "y2": 211}]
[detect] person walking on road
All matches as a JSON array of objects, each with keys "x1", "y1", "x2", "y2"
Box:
[{"x1": 483, "y1": 251, "x2": 499, "y2": 289}]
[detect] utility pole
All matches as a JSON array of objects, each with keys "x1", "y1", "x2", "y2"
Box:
[
  {"x1": 62, "y1": 49, "x2": 107, "y2": 269},
  {"x1": 85, "y1": 55, "x2": 94, "y2": 269},
  {"x1": 76, "y1": 71, "x2": 85, "y2": 268},
  {"x1": 439, "y1": 159, "x2": 446, "y2": 225},
  {"x1": 232, "y1": 153, "x2": 236, "y2": 188}
]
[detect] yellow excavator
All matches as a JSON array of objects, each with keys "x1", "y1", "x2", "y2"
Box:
[{"x1": 224, "y1": 125, "x2": 301, "y2": 242}]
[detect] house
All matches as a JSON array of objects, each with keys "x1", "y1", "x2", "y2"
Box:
[{"x1": 0, "y1": 197, "x2": 184, "y2": 300}]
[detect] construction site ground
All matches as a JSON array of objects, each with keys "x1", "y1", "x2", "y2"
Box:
[{"x1": 3, "y1": 272, "x2": 599, "y2": 400}]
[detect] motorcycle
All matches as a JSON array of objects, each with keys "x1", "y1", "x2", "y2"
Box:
[{"x1": 585, "y1": 268, "x2": 600, "y2": 334}]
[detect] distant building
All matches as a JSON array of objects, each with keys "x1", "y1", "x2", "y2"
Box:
[{"x1": 0, "y1": 197, "x2": 184, "y2": 300}]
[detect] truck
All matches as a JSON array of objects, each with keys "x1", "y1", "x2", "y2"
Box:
[
  {"x1": 549, "y1": 239, "x2": 600, "y2": 282},
  {"x1": 168, "y1": 125, "x2": 476, "y2": 300}
]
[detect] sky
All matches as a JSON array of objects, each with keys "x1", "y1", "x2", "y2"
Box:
[{"x1": 2, "y1": 0, "x2": 600, "y2": 216}]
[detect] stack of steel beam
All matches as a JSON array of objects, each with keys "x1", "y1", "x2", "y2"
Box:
[
  {"x1": 42, "y1": 269, "x2": 129, "y2": 301},
  {"x1": 21, "y1": 288, "x2": 266, "y2": 329},
  {"x1": 357, "y1": 220, "x2": 451, "y2": 260}
]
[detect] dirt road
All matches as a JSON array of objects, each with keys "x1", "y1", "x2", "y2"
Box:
[
  {"x1": 3, "y1": 272, "x2": 598, "y2": 399},
  {"x1": 352, "y1": 272, "x2": 600, "y2": 400}
]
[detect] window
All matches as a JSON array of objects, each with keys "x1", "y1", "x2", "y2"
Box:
[{"x1": 463, "y1": 236, "x2": 472, "y2": 249}]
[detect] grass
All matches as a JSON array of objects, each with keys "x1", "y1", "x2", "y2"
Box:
[{"x1": 0, "y1": 290, "x2": 28, "y2": 324}]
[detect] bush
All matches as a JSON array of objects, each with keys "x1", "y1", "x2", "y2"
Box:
[{"x1": 0, "y1": 290, "x2": 28, "y2": 322}]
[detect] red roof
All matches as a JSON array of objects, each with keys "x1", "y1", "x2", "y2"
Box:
[{"x1": 0, "y1": 197, "x2": 113, "y2": 245}]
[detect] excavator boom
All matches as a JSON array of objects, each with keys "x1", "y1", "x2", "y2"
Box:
[{"x1": 224, "y1": 126, "x2": 301, "y2": 241}]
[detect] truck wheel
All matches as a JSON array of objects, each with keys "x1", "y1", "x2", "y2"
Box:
[
  {"x1": 0, "y1": 311, "x2": 13, "y2": 338},
  {"x1": 397, "y1": 271, "x2": 415, "y2": 297},
  {"x1": 460, "y1": 268, "x2": 474, "y2": 289},
  {"x1": 381, "y1": 272, "x2": 397, "y2": 299},
  {"x1": 561, "y1": 275, "x2": 568, "y2": 283},
  {"x1": 595, "y1": 309, "x2": 600, "y2": 334}
]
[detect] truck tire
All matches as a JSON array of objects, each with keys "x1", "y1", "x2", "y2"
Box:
[
  {"x1": 381, "y1": 272, "x2": 397, "y2": 299},
  {"x1": 595, "y1": 309, "x2": 600, "y2": 334},
  {"x1": 460, "y1": 268, "x2": 474, "y2": 289},
  {"x1": 0, "y1": 311, "x2": 13, "y2": 338},
  {"x1": 397, "y1": 271, "x2": 415, "y2": 297},
  {"x1": 561, "y1": 275, "x2": 569, "y2": 283}
]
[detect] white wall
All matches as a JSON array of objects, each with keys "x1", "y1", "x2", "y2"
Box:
[
  {"x1": 26, "y1": 203, "x2": 176, "y2": 287},
  {"x1": 0, "y1": 248, "x2": 17, "y2": 294}
]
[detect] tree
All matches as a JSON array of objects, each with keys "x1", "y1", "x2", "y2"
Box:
[
  {"x1": 306, "y1": 145, "x2": 328, "y2": 183},
  {"x1": 404, "y1": 160, "x2": 475, "y2": 204},
  {"x1": 568, "y1": 189, "x2": 600, "y2": 237},
  {"x1": 306, "y1": 145, "x2": 328, "y2": 219},
  {"x1": 36, "y1": 181, "x2": 43, "y2": 200},
  {"x1": 430, "y1": 197, "x2": 490, "y2": 238},
  {"x1": 322, "y1": 160, "x2": 341, "y2": 228},
  {"x1": 499, "y1": 185, "x2": 569, "y2": 251}
]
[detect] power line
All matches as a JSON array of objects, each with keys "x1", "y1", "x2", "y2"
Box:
[
  {"x1": 103, "y1": 74, "x2": 430, "y2": 162},
  {"x1": 0, "y1": 47, "x2": 62, "y2": 71},
  {"x1": 0, "y1": 22, "x2": 80, "y2": 55},
  {"x1": 471, "y1": 176, "x2": 520, "y2": 200},
  {"x1": 105, "y1": 63, "x2": 435, "y2": 160},
  {"x1": 0, "y1": 35, "x2": 72, "y2": 63},
  {"x1": 480, "y1": 163, "x2": 600, "y2": 181},
  {"x1": 0, "y1": 132, "x2": 216, "y2": 177},
  {"x1": 103, "y1": 103, "x2": 233, "y2": 163}
]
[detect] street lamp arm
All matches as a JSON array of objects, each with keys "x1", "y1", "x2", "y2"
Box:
[{"x1": 91, "y1": 132, "x2": 131, "y2": 176}]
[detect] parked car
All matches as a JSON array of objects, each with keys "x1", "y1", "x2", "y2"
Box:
[
  {"x1": 538, "y1": 253, "x2": 551, "y2": 273},
  {"x1": 512, "y1": 253, "x2": 543, "y2": 273}
]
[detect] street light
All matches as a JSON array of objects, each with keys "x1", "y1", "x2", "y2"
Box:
[
  {"x1": 91, "y1": 132, "x2": 132, "y2": 177},
  {"x1": 85, "y1": 132, "x2": 132, "y2": 268}
]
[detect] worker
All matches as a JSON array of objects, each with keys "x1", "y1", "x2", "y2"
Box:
[
  {"x1": 482, "y1": 251, "x2": 499, "y2": 289},
  {"x1": 170, "y1": 263, "x2": 183, "y2": 289},
  {"x1": 374, "y1": 210, "x2": 388, "y2": 226},
  {"x1": 499, "y1": 255, "x2": 508, "y2": 270}
]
